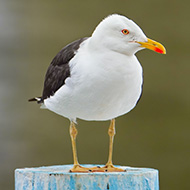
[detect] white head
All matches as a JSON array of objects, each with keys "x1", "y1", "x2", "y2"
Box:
[{"x1": 90, "y1": 14, "x2": 166, "y2": 56}]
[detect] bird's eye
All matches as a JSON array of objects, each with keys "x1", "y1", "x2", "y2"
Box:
[{"x1": 122, "y1": 29, "x2": 129, "y2": 35}]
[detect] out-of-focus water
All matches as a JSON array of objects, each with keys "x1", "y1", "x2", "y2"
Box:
[{"x1": 0, "y1": 0, "x2": 189, "y2": 189}]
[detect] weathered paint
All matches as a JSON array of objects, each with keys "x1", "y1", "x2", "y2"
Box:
[{"x1": 15, "y1": 165, "x2": 159, "y2": 190}]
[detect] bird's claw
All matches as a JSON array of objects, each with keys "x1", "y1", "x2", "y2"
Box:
[
  {"x1": 69, "y1": 164, "x2": 126, "y2": 173},
  {"x1": 69, "y1": 165, "x2": 92, "y2": 173},
  {"x1": 91, "y1": 164, "x2": 126, "y2": 172}
]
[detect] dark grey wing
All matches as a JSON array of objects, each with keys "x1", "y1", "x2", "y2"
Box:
[{"x1": 41, "y1": 37, "x2": 88, "y2": 102}]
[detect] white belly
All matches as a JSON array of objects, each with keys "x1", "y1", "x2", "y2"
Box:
[{"x1": 44, "y1": 51, "x2": 143, "y2": 122}]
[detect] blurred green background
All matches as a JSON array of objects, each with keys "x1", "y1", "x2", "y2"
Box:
[{"x1": 0, "y1": 0, "x2": 189, "y2": 189}]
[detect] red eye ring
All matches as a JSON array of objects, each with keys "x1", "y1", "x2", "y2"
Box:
[{"x1": 122, "y1": 29, "x2": 129, "y2": 35}]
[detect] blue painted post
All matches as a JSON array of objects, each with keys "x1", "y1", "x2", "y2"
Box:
[{"x1": 15, "y1": 164, "x2": 159, "y2": 190}]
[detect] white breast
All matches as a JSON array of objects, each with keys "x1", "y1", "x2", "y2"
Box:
[{"x1": 44, "y1": 43, "x2": 143, "y2": 122}]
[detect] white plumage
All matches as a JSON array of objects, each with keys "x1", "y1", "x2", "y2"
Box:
[
  {"x1": 30, "y1": 14, "x2": 166, "y2": 173},
  {"x1": 43, "y1": 14, "x2": 146, "y2": 122}
]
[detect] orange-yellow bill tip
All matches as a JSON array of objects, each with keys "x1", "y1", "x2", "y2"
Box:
[{"x1": 137, "y1": 38, "x2": 166, "y2": 54}]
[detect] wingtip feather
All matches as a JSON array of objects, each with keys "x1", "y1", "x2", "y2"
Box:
[{"x1": 28, "y1": 97, "x2": 42, "y2": 103}]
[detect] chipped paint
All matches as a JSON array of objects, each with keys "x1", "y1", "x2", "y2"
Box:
[{"x1": 15, "y1": 165, "x2": 159, "y2": 190}]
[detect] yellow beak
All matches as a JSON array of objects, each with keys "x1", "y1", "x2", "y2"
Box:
[{"x1": 137, "y1": 38, "x2": 166, "y2": 54}]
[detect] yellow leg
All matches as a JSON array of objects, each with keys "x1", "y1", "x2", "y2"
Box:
[
  {"x1": 69, "y1": 120, "x2": 124, "y2": 173},
  {"x1": 106, "y1": 119, "x2": 116, "y2": 166},
  {"x1": 70, "y1": 122, "x2": 79, "y2": 166},
  {"x1": 92, "y1": 119, "x2": 125, "y2": 172},
  {"x1": 103, "y1": 119, "x2": 125, "y2": 172},
  {"x1": 69, "y1": 122, "x2": 91, "y2": 172}
]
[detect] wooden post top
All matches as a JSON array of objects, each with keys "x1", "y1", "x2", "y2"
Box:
[{"x1": 15, "y1": 164, "x2": 159, "y2": 190}]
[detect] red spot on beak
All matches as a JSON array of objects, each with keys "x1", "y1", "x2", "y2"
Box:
[{"x1": 155, "y1": 47, "x2": 164, "y2": 54}]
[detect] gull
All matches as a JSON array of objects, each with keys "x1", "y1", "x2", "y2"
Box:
[{"x1": 29, "y1": 14, "x2": 166, "y2": 172}]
